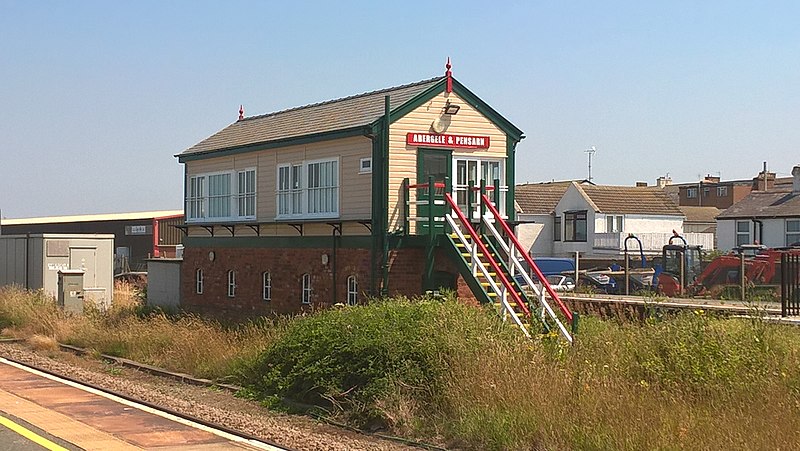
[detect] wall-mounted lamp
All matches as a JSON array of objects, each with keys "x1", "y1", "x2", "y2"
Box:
[{"x1": 443, "y1": 100, "x2": 460, "y2": 115}]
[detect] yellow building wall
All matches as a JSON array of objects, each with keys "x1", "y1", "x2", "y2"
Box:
[
  {"x1": 185, "y1": 136, "x2": 373, "y2": 236},
  {"x1": 388, "y1": 91, "x2": 508, "y2": 232}
]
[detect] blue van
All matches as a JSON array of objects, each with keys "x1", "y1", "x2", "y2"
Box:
[
  {"x1": 513, "y1": 257, "x2": 574, "y2": 285},
  {"x1": 531, "y1": 258, "x2": 575, "y2": 276}
]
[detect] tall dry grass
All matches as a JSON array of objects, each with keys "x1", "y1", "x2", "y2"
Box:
[
  {"x1": 0, "y1": 284, "x2": 284, "y2": 379},
  {"x1": 436, "y1": 315, "x2": 800, "y2": 450},
  {"x1": 3, "y1": 286, "x2": 800, "y2": 449}
]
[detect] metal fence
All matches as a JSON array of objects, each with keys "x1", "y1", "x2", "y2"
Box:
[{"x1": 781, "y1": 253, "x2": 800, "y2": 317}]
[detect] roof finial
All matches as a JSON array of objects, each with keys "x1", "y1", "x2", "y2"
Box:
[
  {"x1": 445, "y1": 57, "x2": 453, "y2": 93},
  {"x1": 238, "y1": 105, "x2": 244, "y2": 121}
]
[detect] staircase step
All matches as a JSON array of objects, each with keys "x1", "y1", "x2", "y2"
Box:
[
  {"x1": 461, "y1": 252, "x2": 493, "y2": 258},
  {"x1": 493, "y1": 302, "x2": 527, "y2": 309},
  {"x1": 450, "y1": 233, "x2": 473, "y2": 239}
]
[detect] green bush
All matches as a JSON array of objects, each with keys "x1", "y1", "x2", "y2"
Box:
[{"x1": 238, "y1": 296, "x2": 520, "y2": 426}]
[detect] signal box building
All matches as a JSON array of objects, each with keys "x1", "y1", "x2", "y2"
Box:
[{"x1": 176, "y1": 64, "x2": 527, "y2": 317}]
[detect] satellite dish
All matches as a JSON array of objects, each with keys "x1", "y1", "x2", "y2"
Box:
[{"x1": 431, "y1": 116, "x2": 450, "y2": 133}]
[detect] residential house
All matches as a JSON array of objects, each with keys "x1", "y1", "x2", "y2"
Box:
[
  {"x1": 679, "y1": 206, "x2": 721, "y2": 234},
  {"x1": 716, "y1": 165, "x2": 800, "y2": 251},
  {"x1": 663, "y1": 164, "x2": 794, "y2": 210},
  {"x1": 515, "y1": 180, "x2": 585, "y2": 256},
  {"x1": 517, "y1": 182, "x2": 714, "y2": 258}
]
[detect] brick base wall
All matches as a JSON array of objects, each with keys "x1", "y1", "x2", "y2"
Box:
[{"x1": 181, "y1": 245, "x2": 478, "y2": 318}]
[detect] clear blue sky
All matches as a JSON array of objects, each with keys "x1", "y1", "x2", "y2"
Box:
[{"x1": 1, "y1": 1, "x2": 798, "y2": 218}]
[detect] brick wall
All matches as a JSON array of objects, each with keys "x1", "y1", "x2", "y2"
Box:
[
  {"x1": 181, "y1": 245, "x2": 478, "y2": 318},
  {"x1": 182, "y1": 247, "x2": 372, "y2": 317}
]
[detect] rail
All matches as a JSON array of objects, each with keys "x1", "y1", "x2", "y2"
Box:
[
  {"x1": 481, "y1": 193, "x2": 574, "y2": 322},
  {"x1": 481, "y1": 214, "x2": 573, "y2": 343},
  {"x1": 445, "y1": 193, "x2": 531, "y2": 318},
  {"x1": 445, "y1": 213, "x2": 530, "y2": 337}
]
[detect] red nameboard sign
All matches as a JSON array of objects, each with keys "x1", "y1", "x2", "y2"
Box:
[{"x1": 406, "y1": 133, "x2": 490, "y2": 149}]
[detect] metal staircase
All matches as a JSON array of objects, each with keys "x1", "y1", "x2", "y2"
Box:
[
  {"x1": 401, "y1": 178, "x2": 575, "y2": 343},
  {"x1": 443, "y1": 192, "x2": 574, "y2": 343}
]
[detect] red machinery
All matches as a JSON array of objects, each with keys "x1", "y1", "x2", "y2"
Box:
[
  {"x1": 656, "y1": 234, "x2": 703, "y2": 297},
  {"x1": 658, "y1": 239, "x2": 800, "y2": 298}
]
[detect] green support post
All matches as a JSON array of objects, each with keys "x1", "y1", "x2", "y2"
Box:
[
  {"x1": 571, "y1": 311, "x2": 580, "y2": 337},
  {"x1": 402, "y1": 177, "x2": 410, "y2": 235},
  {"x1": 444, "y1": 176, "x2": 452, "y2": 234},
  {"x1": 479, "y1": 179, "x2": 487, "y2": 236},
  {"x1": 467, "y1": 180, "x2": 475, "y2": 226},
  {"x1": 428, "y1": 175, "x2": 435, "y2": 242},
  {"x1": 493, "y1": 177, "x2": 501, "y2": 213}
]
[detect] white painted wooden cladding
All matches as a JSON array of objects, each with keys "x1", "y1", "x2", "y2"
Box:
[
  {"x1": 185, "y1": 136, "x2": 372, "y2": 227},
  {"x1": 388, "y1": 92, "x2": 508, "y2": 232}
]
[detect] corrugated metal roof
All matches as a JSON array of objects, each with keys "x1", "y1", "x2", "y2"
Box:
[
  {"x1": 178, "y1": 77, "x2": 444, "y2": 157},
  {"x1": 717, "y1": 188, "x2": 800, "y2": 219},
  {"x1": 1, "y1": 210, "x2": 184, "y2": 226}
]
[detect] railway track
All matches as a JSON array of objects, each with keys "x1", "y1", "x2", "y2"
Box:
[{"x1": 0, "y1": 354, "x2": 292, "y2": 451}]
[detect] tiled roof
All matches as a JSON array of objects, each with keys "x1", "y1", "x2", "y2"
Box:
[
  {"x1": 515, "y1": 181, "x2": 574, "y2": 214},
  {"x1": 663, "y1": 185, "x2": 680, "y2": 204},
  {"x1": 717, "y1": 188, "x2": 800, "y2": 219},
  {"x1": 678, "y1": 206, "x2": 721, "y2": 223},
  {"x1": 179, "y1": 77, "x2": 443, "y2": 157},
  {"x1": 579, "y1": 185, "x2": 683, "y2": 216}
]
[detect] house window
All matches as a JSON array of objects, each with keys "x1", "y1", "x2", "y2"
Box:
[
  {"x1": 787, "y1": 220, "x2": 800, "y2": 246},
  {"x1": 195, "y1": 268, "x2": 203, "y2": 294},
  {"x1": 227, "y1": 270, "x2": 236, "y2": 298},
  {"x1": 237, "y1": 169, "x2": 256, "y2": 218},
  {"x1": 359, "y1": 157, "x2": 372, "y2": 174},
  {"x1": 347, "y1": 275, "x2": 358, "y2": 306},
  {"x1": 301, "y1": 273, "x2": 312, "y2": 304},
  {"x1": 605, "y1": 215, "x2": 623, "y2": 233},
  {"x1": 554, "y1": 216, "x2": 562, "y2": 241},
  {"x1": 717, "y1": 186, "x2": 728, "y2": 197},
  {"x1": 208, "y1": 173, "x2": 232, "y2": 218},
  {"x1": 307, "y1": 160, "x2": 339, "y2": 216},
  {"x1": 188, "y1": 176, "x2": 205, "y2": 220},
  {"x1": 736, "y1": 221, "x2": 750, "y2": 246},
  {"x1": 186, "y1": 168, "x2": 256, "y2": 222},
  {"x1": 262, "y1": 272, "x2": 271, "y2": 301},
  {"x1": 277, "y1": 159, "x2": 339, "y2": 219},
  {"x1": 564, "y1": 211, "x2": 587, "y2": 242},
  {"x1": 686, "y1": 187, "x2": 697, "y2": 199},
  {"x1": 454, "y1": 158, "x2": 506, "y2": 218},
  {"x1": 702, "y1": 187, "x2": 710, "y2": 197}
]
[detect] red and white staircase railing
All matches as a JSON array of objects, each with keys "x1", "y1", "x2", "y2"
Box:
[
  {"x1": 480, "y1": 193, "x2": 574, "y2": 343},
  {"x1": 444, "y1": 193, "x2": 532, "y2": 337}
]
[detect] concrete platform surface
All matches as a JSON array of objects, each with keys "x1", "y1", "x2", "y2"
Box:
[{"x1": 0, "y1": 358, "x2": 277, "y2": 450}]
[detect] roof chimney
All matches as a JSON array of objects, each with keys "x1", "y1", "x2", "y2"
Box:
[
  {"x1": 793, "y1": 165, "x2": 800, "y2": 193},
  {"x1": 752, "y1": 161, "x2": 775, "y2": 191},
  {"x1": 656, "y1": 175, "x2": 672, "y2": 188},
  {"x1": 635, "y1": 181, "x2": 648, "y2": 187}
]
